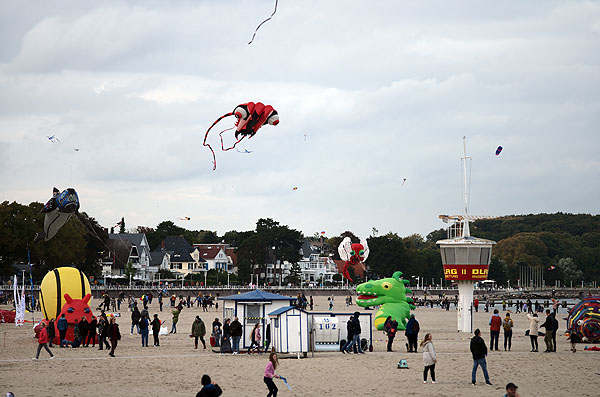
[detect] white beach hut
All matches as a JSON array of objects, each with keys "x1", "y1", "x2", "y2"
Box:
[
  {"x1": 268, "y1": 306, "x2": 310, "y2": 357},
  {"x1": 219, "y1": 289, "x2": 295, "y2": 348}
]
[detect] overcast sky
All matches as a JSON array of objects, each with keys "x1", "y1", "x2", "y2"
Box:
[{"x1": 1, "y1": 0, "x2": 599, "y2": 240}]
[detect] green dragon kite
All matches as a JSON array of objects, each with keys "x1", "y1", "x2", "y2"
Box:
[{"x1": 355, "y1": 271, "x2": 416, "y2": 331}]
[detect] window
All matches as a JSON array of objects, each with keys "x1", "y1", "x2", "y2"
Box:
[
  {"x1": 246, "y1": 305, "x2": 261, "y2": 324},
  {"x1": 455, "y1": 247, "x2": 468, "y2": 264},
  {"x1": 479, "y1": 247, "x2": 491, "y2": 265},
  {"x1": 442, "y1": 247, "x2": 455, "y2": 265},
  {"x1": 468, "y1": 247, "x2": 480, "y2": 265}
]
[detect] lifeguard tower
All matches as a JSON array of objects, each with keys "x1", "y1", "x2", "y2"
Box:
[{"x1": 437, "y1": 137, "x2": 496, "y2": 333}]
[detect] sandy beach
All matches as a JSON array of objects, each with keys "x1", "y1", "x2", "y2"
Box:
[{"x1": 1, "y1": 294, "x2": 598, "y2": 397}]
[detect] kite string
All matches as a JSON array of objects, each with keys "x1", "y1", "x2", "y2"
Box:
[
  {"x1": 248, "y1": 0, "x2": 278, "y2": 45},
  {"x1": 203, "y1": 112, "x2": 233, "y2": 170}
]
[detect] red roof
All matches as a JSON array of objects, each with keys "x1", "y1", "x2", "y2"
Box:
[
  {"x1": 193, "y1": 244, "x2": 237, "y2": 265},
  {"x1": 334, "y1": 260, "x2": 366, "y2": 278}
]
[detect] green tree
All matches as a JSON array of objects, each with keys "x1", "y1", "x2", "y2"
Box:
[
  {"x1": 119, "y1": 217, "x2": 125, "y2": 234},
  {"x1": 365, "y1": 233, "x2": 407, "y2": 278},
  {"x1": 557, "y1": 257, "x2": 583, "y2": 284},
  {"x1": 123, "y1": 261, "x2": 137, "y2": 283},
  {"x1": 286, "y1": 262, "x2": 302, "y2": 285}
]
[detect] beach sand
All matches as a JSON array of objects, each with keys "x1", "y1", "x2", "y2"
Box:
[{"x1": 1, "y1": 294, "x2": 598, "y2": 396}]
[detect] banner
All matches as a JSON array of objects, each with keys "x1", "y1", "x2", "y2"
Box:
[
  {"x1": 13, "y1": 275, "x2": 25, "y2": 327},
  {"x1": 443, "y1": 264, "x2": 489, "y2": 281}
]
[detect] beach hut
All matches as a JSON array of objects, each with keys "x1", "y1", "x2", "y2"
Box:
[
  {"x1": 311, "y1": 312, "x2": 373, "y2": 352},
  {"x1": 268, "y1": 306, "x2": 310, "y2": 357},
  {"x1": 219, "y1": 289, "x2": 295, "y2": 348}
]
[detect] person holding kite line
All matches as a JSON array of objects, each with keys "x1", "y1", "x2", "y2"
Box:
[{"x1": 264, "y1": 352, "x2": 281, "y2": 397}]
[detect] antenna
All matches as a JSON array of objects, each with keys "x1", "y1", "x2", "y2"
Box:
[{"x1": 461, "y1": 136, "x2": 471, "y2": 238}]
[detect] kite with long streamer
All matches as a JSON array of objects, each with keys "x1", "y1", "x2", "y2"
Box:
[
  {"x1": 248, "y1": 0, "x2": 278, "y2": 44},
  {"x1": 203, "y1": 102, "x2": 279, "y2": 170}
]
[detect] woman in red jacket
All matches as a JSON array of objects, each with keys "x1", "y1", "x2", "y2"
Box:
[{"x1": 33, "y1": 324, "x2": 55, "y2": 360}]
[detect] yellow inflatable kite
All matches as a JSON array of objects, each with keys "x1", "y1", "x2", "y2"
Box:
[{"x1": 39, "y1": 267, "x2": 91, "y2": 321}]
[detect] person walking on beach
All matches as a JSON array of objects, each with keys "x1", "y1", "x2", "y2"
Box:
[
  {"x1": 489, "y1": 309, "x2": 501, "y2": 351},
  {"x1": 342, "y1": 315, "x2": 355, "y2": 354},
  {"x1": 57, "y1": 313, "x2": 68, "y2": 347},
  {"x1": 470, "y1": 328, "x2": 492, "y2": 385},
  {"x1": 33, "y1": 323, "x2": 55, "y2": 360},
  {"x1": 108, "y1": 317, "x2": 121, "y2": 357},
  {"x1": 421, "y1": 333, "x2": 437, "y2": 384},
  {"x1": 405, "y1": 314, "x2": 420, "y2": 353},
  {"x1": 527, "y1": 312, "x2": 540, "y2": 352},
  {"x1": 131, "y1": 305, "x2": 141, "y2": 335},
  {"x1": 98, "y1": 316, "x2": 111, "y2": 350},
  {"x1": 151, "y1": 313, "x2": 161, "y2": 347},
  {"x1": 86, "y1": 316, "x2": 97, "y2": 347},
  {"x1": 192, "y1": 315, "x2": 206, "y2": 349},
  {"x1": 264, "y1": 352, "x2": 281, "y2": 397},
  {"x1": 170, "y1": 308, "x2": 180, "y2": 334},
  {"x1": 502, "y1": 313, "x2": 514, "y2": 351},
  {"x1": 196, "y1": 374, "x2": 223, "y2": 397},
  {"x1": 248, "y1": 323, "x2": 262, "y2": 354},
  {"x1": 344, "y1": 312, "x2": 364, "y2": 354}
]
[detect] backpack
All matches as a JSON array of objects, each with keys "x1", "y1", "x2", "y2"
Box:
[{"x1": 413, "y1": 321, "x2": 420, "y2": 333}]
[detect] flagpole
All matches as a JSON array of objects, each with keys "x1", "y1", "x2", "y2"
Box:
[{"x1": 27, "y1": 245, "x2": 34, "y2": 323}]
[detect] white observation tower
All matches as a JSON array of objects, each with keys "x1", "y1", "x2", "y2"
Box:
[{"x1": 437, "y1": 137, "x2": 496, "y2": 333}]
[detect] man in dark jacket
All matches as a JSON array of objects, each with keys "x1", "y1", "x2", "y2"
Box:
[
  {"x1": 97, "y1": 316, "x2": 111, "y2": 350},
  {"x1": 150, "y1": 314, "x2": 161, "y2": 347},
  {"x1": 342, "y1": 315, "x2": 355, "y2": 353},
  {"x1": 78, "y1": 317, "x2": 89, "y2": 347},
  {"x1": 540, "y1": 310, "x2": 554, "y2": 352},
  {"x1": 551, "y1": 313, "x2": 559, "y2": 352},
  {"x1": 344, "y1": 312, "x2": 364, "y2": 354},
  {"x1": 230, "y1": 317, "x2": 243, "y2": 354},
  {"x1": 108, "y1": 317, "x2": 121, "y2": 357},
  {"x1": 86, "y1": 317, "x2": 97, "y2": 347},
  {"x1": 131, "y1": 305, "x2": 141, "y2": 335},
  {"x1": 405, "y1": 314, "x2": 420, "y2": 352},
  {"x1": 470, "y1": 329, "x2": 492, "y2": 385}
]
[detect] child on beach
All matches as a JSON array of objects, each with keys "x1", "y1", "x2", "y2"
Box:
[
  {"x1": 264, "y1": 352, "x2": 281, "y2": 397},
  {"x1": 420, "y1": 333, "x2": 437, "y2": 384},
  {"x1": 567, "y1": 330, "x2": 581, "y2": 352}
]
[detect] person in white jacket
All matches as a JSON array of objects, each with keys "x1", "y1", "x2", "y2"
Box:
[
  {"x1": 420, "y1": 333, "x2": 437, "y2": 384},
  {"x1": 527, "y1": 313, "x2": 540, "y2": 352}
]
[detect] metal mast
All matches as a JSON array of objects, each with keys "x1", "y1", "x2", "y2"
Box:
[{"x1": 461, "y1": 136, "x2": 471, "y2": 238}]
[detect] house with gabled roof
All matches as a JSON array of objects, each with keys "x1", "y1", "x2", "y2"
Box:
[
  {"x1": 154, "y1": 236, "x2": 205, "y2": 276},
  {"x1": 193, "y1": 243, "x2": 237, "y2": 273},
  {"x1": 102, "y1": 233, "x2": 152, "y2": 281},
  {"x1": 298, "y1": 239, "x2": 339, "y2": 284}
]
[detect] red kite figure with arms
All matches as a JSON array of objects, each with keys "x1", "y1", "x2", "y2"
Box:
[{"x1": 203, "y1": 102, "x2": 279, "y2": 170}]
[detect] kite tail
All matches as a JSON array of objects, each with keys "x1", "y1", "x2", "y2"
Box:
[
  {"x1": 248, "y1": 0, "x2": 278, "y2": 45},
  {"x1": 220, "y1": 128, "x2": 245, "y2": 152},
  {"x1": 203, "y1": 112, "x2": 233, "y2": 170}
]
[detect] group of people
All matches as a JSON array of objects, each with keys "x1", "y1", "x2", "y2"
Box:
[{"x1": 34, "y1": 311, "x2": 121, "y2": 359}]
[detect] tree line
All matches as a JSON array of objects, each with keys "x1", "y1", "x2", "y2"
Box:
[{"x1": 1, "y1": 200, "x2": 598, "y2": 286}]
